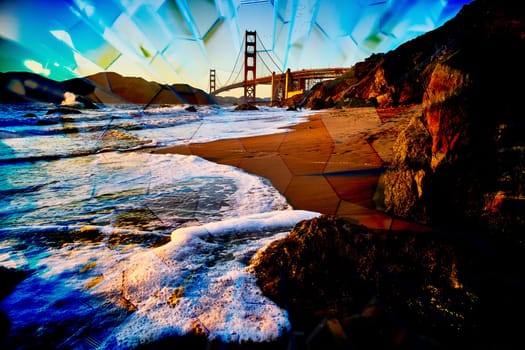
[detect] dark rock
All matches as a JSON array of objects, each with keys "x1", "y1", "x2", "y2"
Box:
[
  {"x1": 0, "y1": 312, "x2": 11, "y2": 343},
  {"x1": 0, "y1": 266, "x2": 26, "y2": 346},
  {"x1": 384, "y1": 116, "x2": 432, "y2": 222},
  {"x1": 35, "y1": 119, "x2": 60, "y2": 126},
  {"x1": 75, "y1": 95, "x2": 99, "y2": 109},
  {"x1": 185, "y1": 105, "x2": 197, "y2": 112},
  {"x1": 338, "y1": 97, "x2": 376, "y2": 108},
  {"x1": 46, "y1": 107, "x2": 82, "y2": 115},
  {"x1": 382, "y1": 0, "x2": 525, "y2": 234},
  {"x1": 0, "y1": 266, "x2": 28, "y2": 301},
  {"x1": 310, "y1": 97, "x2": 325, "y2": 110},
  {"x1": 251, "y1": 214, "x2": 525, "y2": 350},
  {"x1": 309, "y1": 97, "x2": 335, "y2": 110},
  {"x1": 234, "y1": 103, "x2": 259, "y2": 111}
]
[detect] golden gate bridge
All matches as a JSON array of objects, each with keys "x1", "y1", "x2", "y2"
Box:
[{"x1": 209, "y1": 31, "x2": 349, "y2": 105}]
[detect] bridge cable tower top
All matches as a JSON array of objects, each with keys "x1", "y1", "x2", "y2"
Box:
[
  {"x1": 209, "y1": 69, "x2": 216, "y2": 94},
  {"x1": 243, "y1": 31, "x2": 257, "y2": 103}
]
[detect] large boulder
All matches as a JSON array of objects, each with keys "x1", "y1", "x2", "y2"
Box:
[
  {"x1": 234, "y1": 103, "x2": 259, "y2": 111},
  {"x1": 383, "y1": 116, "x2": 432, "y2": 222},
  {"x1": 251, "y1": 215, "x2": 525, "y2": 349}
]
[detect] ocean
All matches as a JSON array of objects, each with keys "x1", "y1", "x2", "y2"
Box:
[{"x1": 0, "y1": 102, "x2": 320, "y2": 348}]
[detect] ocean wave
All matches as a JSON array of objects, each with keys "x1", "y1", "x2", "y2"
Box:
[
  {"x1": 0, "y1": 210, "x2": 319, "y2": 348},
  {"x1": 0, "y1": 225, "x2": 171, "y2": 250}
]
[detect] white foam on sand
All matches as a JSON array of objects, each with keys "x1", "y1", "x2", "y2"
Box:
[{"x1": 98, "y1": 210, "x2": 320, "y2": 348}]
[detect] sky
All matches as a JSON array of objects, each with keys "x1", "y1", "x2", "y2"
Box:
[{"x1": 0, "y1": 0, "x2": 474, "y2": 97}]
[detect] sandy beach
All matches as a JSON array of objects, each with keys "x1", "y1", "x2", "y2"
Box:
[{"x1": 151, "y1": 105, "x2": 429, "y2": 232}]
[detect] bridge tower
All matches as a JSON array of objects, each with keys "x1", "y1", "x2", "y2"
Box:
[
  {"x1": 209, "y1": 69, "x2": 216, "y2": 94},
  {"x1": 243, "y1": 31, "x2": 256, "y2": 103}
]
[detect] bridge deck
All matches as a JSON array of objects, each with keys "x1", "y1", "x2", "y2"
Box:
[{"x1": 212, "y1": 67, "x2": 349, "y2": 95}]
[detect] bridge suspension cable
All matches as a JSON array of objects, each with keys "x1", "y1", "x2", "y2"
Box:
[
  {"x1": 256, "y1": 53, "x2": 274, "y2": 80},
  {"x1": 255, "y1": 32, "x2": 284, "y2": 75},
  {"x1": 222, "y1": 34, "x2": 245, "y2": 88},
  {"x1": 214, "y1": 72, "x2": 224, "y2": 89},
  {"x1": 220, "y1": 32, "x2": 283, "y2": 89}
]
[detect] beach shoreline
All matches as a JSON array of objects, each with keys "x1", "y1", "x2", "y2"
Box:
[{"x1": 150, "y1": 105, "x2": 428, "y2": 232}]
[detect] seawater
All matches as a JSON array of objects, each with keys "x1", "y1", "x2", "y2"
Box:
[{"x1": 0, "y1": 102, "x2": 320, "y2": 348}]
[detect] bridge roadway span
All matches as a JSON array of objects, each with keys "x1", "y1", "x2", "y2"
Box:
[{"x1": 212, "y1": 67, "x2": 349, "y2": 96}]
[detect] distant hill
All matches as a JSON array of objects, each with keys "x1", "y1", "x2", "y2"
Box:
[
  {"x1": 213, "y1": 95, "x2": 271, "y2": 106},
  {"x1": 0, "y1": 71, "x2": 217, "y2": 106}
]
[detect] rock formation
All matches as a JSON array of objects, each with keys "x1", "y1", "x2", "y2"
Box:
[
  {"x1": 294, "y1": 0, "x2": 524, "y2": 234},
  {"x1": 253, "y1": 1, "x2": 525, "y2": 349},
  {"x1": 383, "y1": 0, "x2": 524, "y2": 234},
  {"x1": 252, "y1": 214, "x2": 525, "y2": 349},
  {"x1": 234, "y1": 103, "x2": 259, "y2": 111},
  {"x1": 298, "y1": 0, "x2": 524, "y2": 108}
]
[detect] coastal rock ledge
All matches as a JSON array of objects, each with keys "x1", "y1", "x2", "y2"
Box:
[{"x1": 251, "y1": 215, "x2": 525, "y2": 350}]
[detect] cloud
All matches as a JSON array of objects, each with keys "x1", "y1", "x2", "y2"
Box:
[
  {"x1": 23, "y1": 60, "x2": 51, "y2": 76},
  {"x1": 51, "y1": 30, "x2": 75, "y2": 49}
]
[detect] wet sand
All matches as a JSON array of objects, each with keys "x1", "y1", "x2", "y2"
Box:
[{"x1": 150, "y1": 105, "x2": 429, "y2": 231}]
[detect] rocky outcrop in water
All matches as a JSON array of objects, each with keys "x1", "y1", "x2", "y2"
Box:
[
  {"x1": 251, "y1": 215, "x2": 525, "y2": 350},
  {"x1": 234, "y1": 103, "x2": 259, "y2": 111}
]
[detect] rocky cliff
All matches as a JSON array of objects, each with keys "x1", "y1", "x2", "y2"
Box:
[
  {"x1": 252, "y1": 1, "x2": 524, "y2": 348},
  {"x1": 300, "y1": 0, "x2": 522, "y2": 111},
  {"x1": 383, "y1": 0, "x2": 524, "y2": 233},
  {"x1": 0, "y1": 71, "x2": 216, "y2": 106},
  {"x1": 298, "y1": 0, "x2": 524, "y2": 234},
  {"x1": 303, "y1": 0, "x2": 523, "y2": 107}
]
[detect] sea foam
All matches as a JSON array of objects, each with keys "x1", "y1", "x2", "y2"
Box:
[{"x1": 99, "y1": 210, "x2": 319, "y2": 348}]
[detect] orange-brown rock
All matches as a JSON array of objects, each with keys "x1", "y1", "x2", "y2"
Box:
[
  {"x1": 288, "y1": 0, "x2": 525, "y2": 234},
  {"x1": 300, "y1": 0, "x2": 524, "y2": 113}
]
